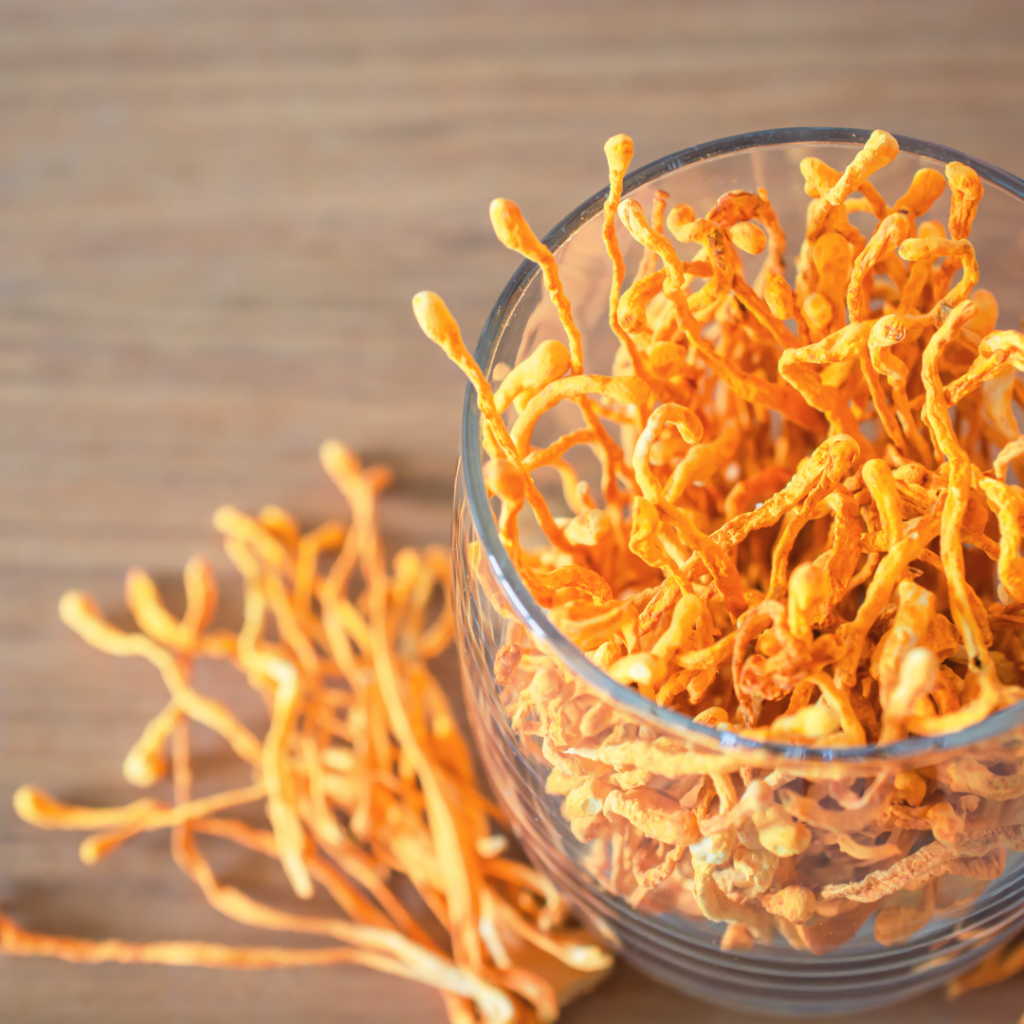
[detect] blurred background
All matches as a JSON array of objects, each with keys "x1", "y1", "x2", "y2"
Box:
[{"x1": 3, "y1": 2, "x2": 1024, "y2": 1021}]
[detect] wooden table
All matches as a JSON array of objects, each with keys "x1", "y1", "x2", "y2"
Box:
[{"x1": 3, "y1": 2, "x2": 1024, "y2": 1020}]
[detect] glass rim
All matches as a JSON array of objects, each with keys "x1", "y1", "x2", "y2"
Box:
[{"x1": 460, "y1": 125, "x2": 1024, "y2": 765}]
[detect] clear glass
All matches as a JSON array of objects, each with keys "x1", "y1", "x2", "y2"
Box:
[{"x1": 453, "y1": 128, "x2": 1024, "y2": 1016}]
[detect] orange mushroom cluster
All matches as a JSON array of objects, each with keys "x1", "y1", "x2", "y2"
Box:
[
  {"x1": 2, "y1": 444, "x2": 612, "y2": 1024},
  {"x1": 416, "y1": 131, "x2": 1024, "y2": 968}
]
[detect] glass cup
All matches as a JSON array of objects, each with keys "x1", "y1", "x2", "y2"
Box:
[{"x1": 453, "y1": 128, "x2": 1024, "y2": 1016}]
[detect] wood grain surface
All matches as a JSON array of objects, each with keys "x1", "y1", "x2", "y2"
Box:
[{"x1": 3, "y1": 2, "x2": 1024, "y2": 1021}]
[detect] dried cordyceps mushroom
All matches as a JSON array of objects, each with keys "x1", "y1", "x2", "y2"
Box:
[
  {"x1": 418, "y1": 129, "x2": 1024, "y2": 975},
  {"x1": 2, "y1": 444, "x2": 613, "y2": 1024}
]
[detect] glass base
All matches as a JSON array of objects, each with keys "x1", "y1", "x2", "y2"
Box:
[{"x1": 473, "y1": 717, "x2": 1015, "y2": 1016}]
